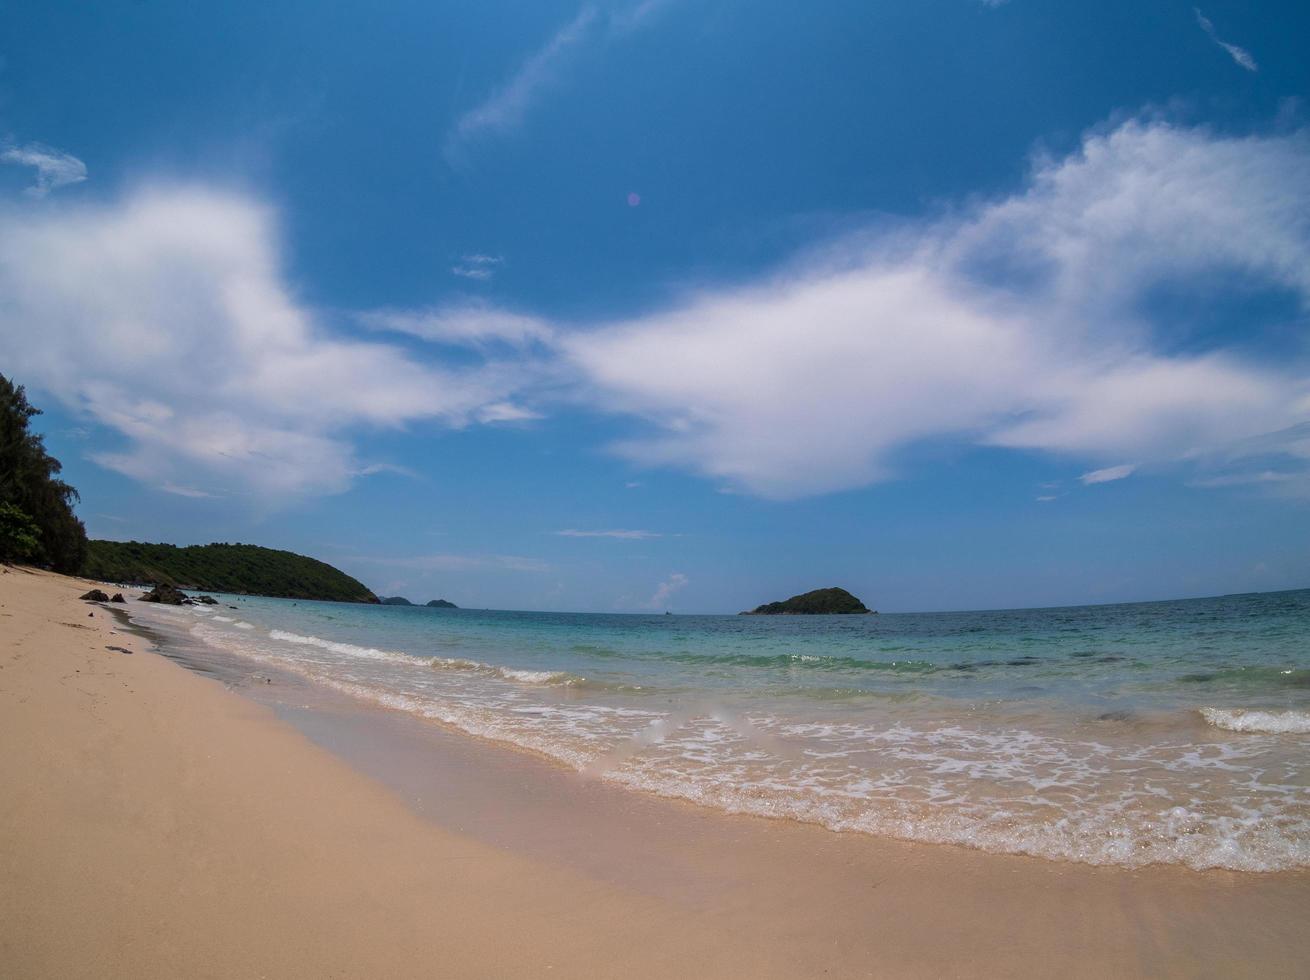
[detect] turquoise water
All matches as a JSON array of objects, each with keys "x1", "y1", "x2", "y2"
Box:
[{"x1": 134, "y1": 589, "x2": 1310, "y2": 871}]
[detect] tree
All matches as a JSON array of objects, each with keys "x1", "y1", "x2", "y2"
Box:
[
  {"x1": 0, "y1": 374, "x2": 87, "y2": 573},
  {"x1": 0, "y1": 502, "x2": 41, "y2": 563}
]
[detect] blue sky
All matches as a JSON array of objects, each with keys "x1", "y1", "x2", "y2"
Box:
[{"x1": 3, "y1": 0, "x2": 1309, "y2": 612}]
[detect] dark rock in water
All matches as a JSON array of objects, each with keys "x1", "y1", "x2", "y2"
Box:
[
  {"x1": 110, "y1": 593, "x2": 126, "y2": 603},
  {"x1": 425, "y1": 598, "x2": 458, "y2": 608},
  {"x1": 1097, "y1": 710, "x2": 1134, "y2": 722},
  {"x1": 194, "y1": 595, "x2": 219, "y2": 604},
  {"x1": 139, "y1": 583, "x2": 188, "y2": 605},
  {"x1": 79, "y1": 589, "x2": 110, "y2": 602},
  {"x1": 743, "y1": 587, "x2": 873, "y2": 615},
  {"x1": 379, "y1": 596, "x2": 413, "y2": 605}
]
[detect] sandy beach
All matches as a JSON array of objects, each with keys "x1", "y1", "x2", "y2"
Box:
[{"x1": 3, "y1": 567, "x2": 1309, "y2": 979}]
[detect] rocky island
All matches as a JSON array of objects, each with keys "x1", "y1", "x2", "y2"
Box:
[
  {"x1": 425, "y1": 599, "x2": 458, "y2": 608},
  {"x1": 379, "y1": 596, "x2": 413, "y2": 605},
  {"x1": 743, "y1": 587, "x2": 873, "y2": 615}
]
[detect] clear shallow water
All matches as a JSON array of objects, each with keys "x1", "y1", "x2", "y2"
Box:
[{"x1": 132, "y1": 590, "x2": 1310, "y2": 871}]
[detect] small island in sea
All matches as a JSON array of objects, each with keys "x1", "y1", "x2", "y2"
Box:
[
  {"x1": 379, "y1": 596, "x2": 413, "y2": 605},
  {"x1": 426, "y1": 598, "x2": 458, "y2": 608},
  {"x1": 743, "y1": 587, "x2": 873, "y2": 615}
]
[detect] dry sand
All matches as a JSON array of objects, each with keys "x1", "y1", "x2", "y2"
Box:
[{"x1": 2, "y1": 566, "x2": 1308, "y2": 978}]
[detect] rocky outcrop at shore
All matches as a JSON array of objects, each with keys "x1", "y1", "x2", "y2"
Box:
[
  {"x1": 139, "y1": 583, "x2": 189, "y2": 605},
  {"x1": 743, "y1": 587, "x2": 874, "y2": 615},
  {"x1": 79, "y1": 589, "x2": 110, "y2": 602}
]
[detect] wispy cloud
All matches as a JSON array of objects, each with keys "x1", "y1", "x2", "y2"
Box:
[
  {"x1": 451, "y1": 253, "x2": 503, "y2": 280},
  {"x1": 443, "y1": 2, "x2": 678, "y2": 164},
  {"x1": 648, "y1": 572, "x2": 688, "y2": 608},
  {"x1": 444, "y1": 6, "x2": 599, "y2": 163},
  {"x1": 1194, "y1": 8, "x2": 1258, "y2": 71},
  {"x1": 359, "y1": 301, "x2": 553, "y2": 347},
  {"x1": 160, "y1": 482, "x2": 219, "y2": 498},
  {"x1": 476, "y1": 401, "x2": 543, "y2": 423},
  {"x1": 554, "y1": 528, "x2": 661, "y2": 539},
  {"x1": 353, "y1": 553, "x2": 552, "y2": 573},
  {"x1": 1079, "y1": 464, "x2": 1136, "y2": 485},
  {"x1": 1, "y1": 141, "x2": 87, "y2": 196}
]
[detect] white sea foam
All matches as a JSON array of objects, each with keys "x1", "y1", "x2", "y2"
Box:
[{"x1": 1200, "y1": 707, "x2": 1310, "y2": 734}]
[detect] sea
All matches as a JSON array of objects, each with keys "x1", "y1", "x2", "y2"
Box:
[{"x1": 127, "y1": 589, "x2": 1310, "y2": 872}]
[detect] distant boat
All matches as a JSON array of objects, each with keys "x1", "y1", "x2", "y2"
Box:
[{"x1": 665, "y1": 610, "x2": 673, "y2": 615}]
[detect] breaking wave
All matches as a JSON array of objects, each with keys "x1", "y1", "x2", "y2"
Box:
[{"x1": 1200, "y1": 707, "x2": 1310, "y2": 734}]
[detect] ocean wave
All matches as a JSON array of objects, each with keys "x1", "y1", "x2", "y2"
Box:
[
  {"x1": 267, "y1": 629, "x2": 582, "y2": 686},
  {"x1": 659, "y1": 651, "x2": 940, "y2": 672},
  {"x1": 269, "y1": 629, "x2": 429, "y2": 667},
  {"x1": 1180, "y1": 666, "x2": 1310, "y2": 688},
  {"x1": 1199, "y1": 707, "x2": 1310, "y2": 734}
]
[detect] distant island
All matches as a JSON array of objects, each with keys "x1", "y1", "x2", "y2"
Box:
[
  {"x1": 83, "y1": 540, "x2": 379, "y2": 604},
  {"x1": 744, "y1": 587, "x2": 873, "y2": 615},
  {"x1": 426, "y1": 599, "x2": 458, "y2": 608},
  {"x1": 379, "y1": 596, "x2": 413, "y2": 605}
]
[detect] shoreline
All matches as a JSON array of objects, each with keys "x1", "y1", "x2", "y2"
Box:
[{"x1": 4, "y1": 567, "x2": 1310, "y2": 977}]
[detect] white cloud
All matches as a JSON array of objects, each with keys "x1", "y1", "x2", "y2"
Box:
[
  {"x1": 1195, "y1": 9, "x2": 1258, "y2": 72},
  {"x1": 1, "y1": 142, "x2": 87, "y2": 196},
  {"x1": 0, "y1": 187, "x2": 532, "y2": 497},
  {"x1": 1079, "y1": 464, "x2": 1136, "y2": 485},
  {"x1": 554, "y1": 528, "x2": 661, "y2": 539},
  {"x1": 648, "y1": 572, "x2": 688, "y2": 608},
  {"x1": 360, "y1": 301, "x2": 554, "y2": 347},
  {"x1": 444, "y1": 6, "x2": 599, "y2": 163},
  {"x1": 566, "y1": 118, "x2": 1310, "y2": 499}
]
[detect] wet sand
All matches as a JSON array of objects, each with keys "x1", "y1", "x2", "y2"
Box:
[{"x1": 3, "y1": 567, "x2": 1308, "y2": 978}]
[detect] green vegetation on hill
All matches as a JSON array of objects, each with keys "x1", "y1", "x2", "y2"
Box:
[
  {"x1": 746, "y1": 587, "x2": 873, "y2": 615},
  {"x1": 83, "y1": 540, "x2": 378, "y2": 603},
  {"x1": 0, "y1": 374, "x2": 87, "y2": 573}
]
